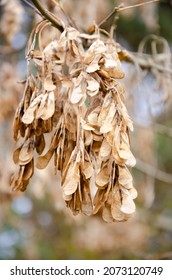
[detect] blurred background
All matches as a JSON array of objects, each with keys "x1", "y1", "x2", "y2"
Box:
[{"x1": 0, "y1": 0, "x2": 172, "y2": 260}]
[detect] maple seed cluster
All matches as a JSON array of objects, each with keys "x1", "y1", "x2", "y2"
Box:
[{"x1": 11, "y1": 25, "x2": 137, "y2": 222}]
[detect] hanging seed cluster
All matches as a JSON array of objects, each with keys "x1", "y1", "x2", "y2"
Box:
[{"x1": 11, "y1": 25, "x2": 137, "y2": 222}]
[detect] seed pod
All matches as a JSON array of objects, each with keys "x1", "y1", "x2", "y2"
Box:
[{"x1": 11, "y1": 24, "x2": 137, "y2": 222}]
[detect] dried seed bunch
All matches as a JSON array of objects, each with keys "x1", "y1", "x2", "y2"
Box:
[{"x1": 11, "y1": 22, "x2": 137, "y2": 222}]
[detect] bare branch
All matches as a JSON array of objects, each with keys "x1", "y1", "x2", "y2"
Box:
[
  {"x1": 116, "y1": 0, "x2": 160, "y2": 13},
  {"x1": 135, "y1": 158, "x2": 172, "y2": 184},
  {"x1": 98, "y1": 0, "x2": 160, "y2": 27},
  {"x1": 134, "y1": 123, "x2": 172, "y2": 139},
  {"x1": 119, "y1": 50, "x2": 172, "y2": 75},
  {"x1": 133, "y1": 54, "x2": 172, "y2": 74},
  {"x1": 153, "y1": 123, "x2": 172, "y2": 138},
  {"x1": 23, "y1": 0, "x2": 42, "y2": 16},
  {"x1": 30, "y1": 0, "x2": 64, "y2": 32}
]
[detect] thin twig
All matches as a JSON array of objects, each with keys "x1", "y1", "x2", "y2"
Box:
[
  {"x1": 153, "y1": 123, "x2": 172, "y2": 138},
  {"x1": 98, "y1": 0, "x2": 160, "y2": 27},
  {"x1": 98, "y1": 6, "x2": 121, "y2": 27},
  {"x1": 116, "y1": 0, "x2": 160, "y2": 13},
  {"x1": 134, "y1": 122, "x2": 172, "y2": 138},
  {"x1": 30, "y1": 0, "x2": 64, "y2": 32},
  {"x1": 135, "y1": 158, "x2": 172, "y2": 184},
  {"x1": 23, "y1": 0, "x2": 42, "y2": 16},
  {"x1": 51, "y1": 0, "x2": 78, "y2": 29},
  {"x1": 135, "y1": 56, "x2": 172, "y2": 74},
  {"x1": 121, "y1": 51, "x2": 172, "y2": 74}
]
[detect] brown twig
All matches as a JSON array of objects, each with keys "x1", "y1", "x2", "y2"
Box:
[
  {"x1": 133, "y1": 54, "x2": 172, "y2": 74},
  {"x1": 153, "y1": 123, "x2": 172, "y2": 138},
  {"x1": 135, "y1": 122, "x2": 172, "y2": 138},
  {"x1": 23, "y1": 0, "x2": 42, "y2": 16},
  {"x1": 119, "y1": 50, "x2": 172, "y2": 74},
  {"x1": 51, "y1": 0, "x2": 78, "y2": 29},
  {"x1": 135, "y1": 158, "x2": 172, "y2": 184},
  {"x1": 98, "y1": 0, "x2": 160, "y2": 27},
  {"x1": 30, "y1": 0, "x2": 64, "y2": 32}
]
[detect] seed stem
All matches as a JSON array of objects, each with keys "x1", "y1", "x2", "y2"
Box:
[
  {"x1": 98, "y1": 0, "x2": 160, "y2": 27},
  {"x1": 30, "y1": 0, "x2": 64, "y2": 32}
]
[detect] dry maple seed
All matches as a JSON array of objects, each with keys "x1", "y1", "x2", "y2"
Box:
[{"x1": 11, "y1": 20, "x2": 137, "y2": 222}]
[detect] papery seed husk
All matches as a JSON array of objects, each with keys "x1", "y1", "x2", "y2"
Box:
[
  {"x1": 125, "y1": 154, "x2": 136, "y2": 167},
  {"x1": 100, "y1": 123, "x2": 113, "y2": 134},
  {"x1": 36, "y1": 148, "x2": 54, "y2": 169},
  {"x1": 10, "y1": 172, "x2": 20, "y2": 191},
  {"x1": 87, "y1": 89, "x2": 99, "y2": 97},
  {"x1": 87, "y1": 109, "x2": 99, "y2": 126},
  {"x1": 13, "y1": 146, "x2": 21, "y2": 164},
  {"x1": 22, "y1": 106, "x2": 36, "y2": 124},
  {"x1": 81, "y1": 179, "x2": 93, "y2": 216},
  {"x1": 35, "y1": 134, "x2": 45, "y2": 155},
  {"x1": 19, "y1": 122, "x2": 26, "y2": 138},
  {"x1": 19, "y1": 139, "x2": 34, "y2": 164},
  {"x1": 54, "y1": 148, "x2": 59, "y2": 175},
  {"x1": 118, "y1": 148, "x2": 131, "y2": 160},
  {"x1": 35, "y1": 94, "x2": 48, "y2": 119},
  {"x1": 81, "y1": 118, "x2": 95, "y2": 131},
  {"x1": 22, "y1": 94, "x2": 43, "y2": 124},
  {"x1": 43, "y1": 119, "x2": 53, "y2": 133},
  {"x1": 92, "y1": 141, "x2": 102, "y2": 153},
  {"x1": 111, "y1": 187, "x2": 121, "y2": 208},
  {"x1": 102, "y1": 203, "x2": 114, "y2": 223},
  {"x1": 95, "y1": 166, "x2": 109, "y2": 187},
  {"x1": 120, "y1": 194, "x2": 136, "y2": 214},
  {"x1": 63, "y1": 159, "x2": 80, "y2": 195},
  {"x1": 84, "y1": 131, "x2": 93, "y2": 146},
  {"x1": 118, "y1": 165, "x2": 133, "y2": 186},
  {"x1": 104, "y1": 54, "x2": 118, "y2": 68},
  {"x1": 11, "y1": 166, "x2": 25, "y2": 191},
  {"x1": 92, "y1": 131, "x2": 103, "y2": 141},
  {"x1": 81, "y1": 160, "x2": 94, "y2": 179},
  {"x1": 20, "y1": 179, "x2": 30, "y2": 192},
  {"x1": 128, "y1": 187, "x2": 138, "y2": 199},
  {"x1": 63, "y1": 176, "x2": 79, "y2": 196},
  {"x1": 119, "y1": 101, "x2": 134, "y2": 131},
  {"x1": 23, "y1": 159, "x2": 34, "y2": 181},
  {"x1": 70, "y1": 85, "x2": 83, "y2": 104},
  {"x1": 65, "y1": 108, "x2": 77, "y2": 134},
  {"x1": 97, "y1": 69, "x2": 110, "y2": 79},
  {"x1": 98, "y1": 106, "x2": 110, "y2": 127},
  {"x1": 111, "y1": 187, "x2": 129, "y2": 221},
  {"x1": 93, "y1": 189, "x2": 105, "y2": 214},
  {"x1": 73, "y1": 188, "x2": 82, "y2": 215},
  {"x1": 100, "y1": 103, "x2": 116, "y2": 133},
  {"x1": 111, "y1": 205, "x2": 130, "y2": 221},
  {"x1": 63, "y1": 193, "x2": 72, "y2": 202},
  {"x1": 40, "y1": 91, "x2": 55, "y2": 120},
  {"x1": 44, "y1": 78, "x2": 56, "y2": 91},
  {"x1": 93, "y1": 183, "x2": 111, "y2": 214},
  {"x1": 13, "y1": 108, "x2": 21, "y2": 141},
  {"x1": 100, "y1": 138, "x2": 111, "y2": 158}
]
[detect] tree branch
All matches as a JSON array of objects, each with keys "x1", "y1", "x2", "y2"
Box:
[
  {"x1": 135, "y1": 122, "x2": 172, "y2": 139},
  {"x1": 23, "y1": 0, "x2": 42, "y2": 16},
  {"x1": 153, "y1": 123, "x2": 172, "y2": 138},
  {"x1": 133, "y1": 54, "x2": 172, "y2": 74},
  {"x1": 135, "y1": 158, "x2": 172, "y2": 184},
  {"x1": 30, "y1": 0, "x2": 64, "y2": 32},
  {"x1": 98, "y1": 0, "x2": 160, "y2": 27}
]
